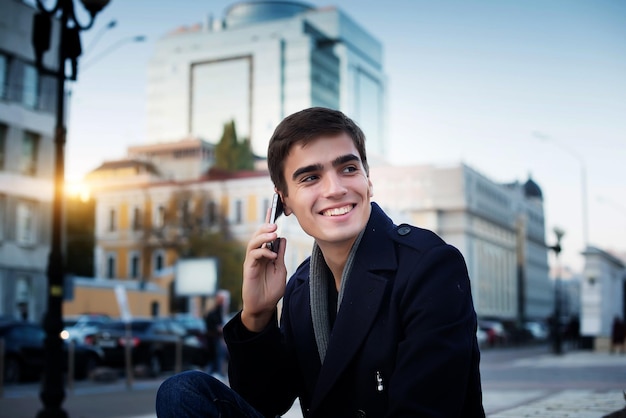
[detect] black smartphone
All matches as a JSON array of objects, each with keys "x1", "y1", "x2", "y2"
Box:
[{"x1": 266, "y1": 193, "x2": 283, "y2": 252}]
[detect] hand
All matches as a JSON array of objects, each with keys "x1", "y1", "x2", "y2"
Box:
[{"x1": 241, "y1": 216, "x2": 287, "y2": 332}]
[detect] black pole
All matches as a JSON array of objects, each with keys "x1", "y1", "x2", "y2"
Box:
[
  {"x1": 37, "y1": 2, "x2": 69, "y2": 416},
  {"x1": 550, "y1": 231, "x2": 564, "y2": 356},
  {"x1": 32, "y1": 0, "x2": 110, "y2": 415},
  {"x1": 552, "y1": 261, "x2": 562, "y2": 355}
]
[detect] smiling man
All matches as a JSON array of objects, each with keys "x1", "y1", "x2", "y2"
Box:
[{"x1": 156, "y1": 107, "x2": 485, "y2": 418}]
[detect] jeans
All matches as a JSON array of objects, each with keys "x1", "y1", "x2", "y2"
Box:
[{"x1": 156, "y1": 370, "x2": 265, "y2": 418}]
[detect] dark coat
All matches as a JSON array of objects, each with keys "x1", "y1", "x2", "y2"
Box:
[{"x1": 225, "y1": 203, "x2": 485, "y2": 417}]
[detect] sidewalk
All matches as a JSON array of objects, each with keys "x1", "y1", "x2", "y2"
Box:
[{"x1": 1, "y1": 351, "x2": 624, "y2": 417}]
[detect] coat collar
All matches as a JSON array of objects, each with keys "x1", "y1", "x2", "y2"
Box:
[{"x1": 308, "y1": 202, "x2": 398, "y2": 409}]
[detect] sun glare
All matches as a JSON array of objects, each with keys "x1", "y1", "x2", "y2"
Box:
[{"x1": 65, "y1": 181, "x2": 91, "y2": 202}]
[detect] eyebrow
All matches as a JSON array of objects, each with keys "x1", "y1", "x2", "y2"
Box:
[{"x1": 291, "y1": 153, "x2": 361, "y2": 181}]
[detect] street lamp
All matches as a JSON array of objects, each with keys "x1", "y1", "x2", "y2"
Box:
[
  {"x1": 81, "y1": 35, "x2": 146, "y2": 71},
  {"x1": 31, "y1": 1, "x2": 111, "y2": 417},
  {"x1": 550, "y1": 226, "x2": 565, "y2": 355}
]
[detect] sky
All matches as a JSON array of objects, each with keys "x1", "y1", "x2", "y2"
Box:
[{"x1": 57, "y1": 0, "x2": 626, "y2": 272}]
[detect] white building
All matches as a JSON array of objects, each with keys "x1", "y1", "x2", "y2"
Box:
[
  {"x1": 0, "y1": 0, "x2": 59, "y2": 321},
  {"x1": 146, "y1": 1, "x2": 387, "y2": 161},
  {"x1": 370, "y1": 163, "x2": 553, "y2": 322},
  {"x1": 580, "y1": 246, "x2": 626, "y2": 350}
]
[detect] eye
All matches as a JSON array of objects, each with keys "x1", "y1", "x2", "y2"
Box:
[
  {"x1": 342, "y1": 165, "x2": 358, "y2": 174},
  {"x1": 301, "y1": 174, "x2": 319, "y2": 183}
]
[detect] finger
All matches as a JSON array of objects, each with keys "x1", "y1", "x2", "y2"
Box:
[
  {"x1": 276, "y1": 237, "x2": 287, "y2": 258},
  {"x1": 246, "y1": 224, "x2": 277, "y2": 251}
]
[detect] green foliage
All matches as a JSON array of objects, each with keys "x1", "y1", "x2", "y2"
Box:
[
  {"x1": 214, "y1": 120, "x2": 254, "y2": 171},
  {"x1": 184, "y1": 231, "x2": 246, "y2": 312},
  {"x1": 155, "y1": 189, "x2": 246, "y2": 312}
]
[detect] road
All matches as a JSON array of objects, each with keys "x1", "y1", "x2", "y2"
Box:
[{"x1": 1, "y1": 344, "x2": 625, "y2": 417}]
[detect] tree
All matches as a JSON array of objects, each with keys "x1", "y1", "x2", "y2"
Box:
[
  {"x1": 214, "y1": 120, "x2": 254, "y2": 171},
  {"x1": 142, "y1": 188, "x2": 246, "y2": 312}
]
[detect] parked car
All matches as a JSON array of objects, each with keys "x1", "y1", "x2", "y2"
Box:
[
  {"x1": 476, "y1": 327, "x2": 489, "y2": 347},
  {"x1": 0, "y1": 320, "x2": 104, "y2": 383},
  {"x1": 524, "y1": 320, "x2": 549, "y2": 341},
  {"x1": 61, "y1": 314, "x2": 112, "y2": 345},
  {"x1": 91, "y1": 317, "x2": 209, "y2": 377},
  {"x1": 478, "y1": 319, "x2": 508, "y2": 347},
  {"x1": 171, "y1": 313, "x2": 211, "y2": 357}
]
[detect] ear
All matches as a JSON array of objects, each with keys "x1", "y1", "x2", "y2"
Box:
[
  {"x1": 368, "y1": 178, "x2": 374, "y2": 198},
  {"x1": 275, "y1": 188, "x2": 292, "y2": 216}
]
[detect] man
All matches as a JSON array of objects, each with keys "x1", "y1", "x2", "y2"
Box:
[
  {"x1": 156, "y1": 107, "x2": 485, "y2": 417},
  {"x1": 204, "y1": 292, "x2": 225, "y2": 376}
]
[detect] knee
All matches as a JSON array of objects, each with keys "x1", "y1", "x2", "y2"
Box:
[{"x1": 158, "y1": 370, "x2": 208, "y2": 395}]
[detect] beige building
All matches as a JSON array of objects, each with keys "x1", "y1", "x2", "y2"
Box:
[{"x1": 74, "y1": 145, "x2": 311, "y2": 318}]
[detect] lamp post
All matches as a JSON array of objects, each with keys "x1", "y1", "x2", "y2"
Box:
[
  {"x1": 31, "y1": 1, "x2": 110, "y2": 417},
  {"x1": 550, "y1": 227, "x2": 565, "y2": 355}
]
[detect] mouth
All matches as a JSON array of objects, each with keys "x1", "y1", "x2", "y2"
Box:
[{"x1": 320, "y1": 204, "x2": 355, "y2": 217}]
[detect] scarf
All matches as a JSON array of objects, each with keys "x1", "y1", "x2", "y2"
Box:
[{"x1": 309, "y1": 229, "x2": 365, "y2": 363}]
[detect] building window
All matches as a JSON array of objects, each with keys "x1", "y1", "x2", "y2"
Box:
[
  {"x1": 0, "y1": 124, "x2": 6, "y2": 170},
  {"x1": 106, "y1": 254, "x2": 116, "y2": 279},
  {"x1": 154, "y1": 251, "x2": 164, "y2": 273},
  {"x1": 180, "y1": 200, "x2": 189, "y2": 227},
  {"x1": 154, "y1": 205, "x2": 165, "y2": 228},
  {"x1": 20, "y1": 132, "x2": 39, "y2": 176},
  {"x1": 15, "y1": 277, "x2": 31, "y2": 321},
  {"x1": 108, "y1": 208, "x2": 116, "y2": 231},
  {"x1": 132, "y1": 207, "x2": 142, "y2": 230},
  {"x1": 16, "y1": 200, "x2": 36, "y2": 245},
  {"x1": 22, "y1": 63, "x2": 39, "y2": 109},
  {"x1": 206, "y1": 201, "x2": 217, "y2": 226},
  {"x1": 130, "y1": 253, "x2": 140, "y2": 279},
  {"x1": 0, "y1": 53, "x2": 7, "y2": 99},
  {"x1": 262, "y1": 197, "x2": 270, "y2": 222},
  {"x1": 235, "y1": 200, "x2": 243, "y2": 224}
]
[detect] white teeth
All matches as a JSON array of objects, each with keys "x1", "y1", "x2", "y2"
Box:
[{"x1": 322, "y1": 205, "x2": 352, "y2": 216}]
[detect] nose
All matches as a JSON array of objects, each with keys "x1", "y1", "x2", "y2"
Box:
[{"x1": 322, "y1": 172, "x2": 347, "y2": 197}]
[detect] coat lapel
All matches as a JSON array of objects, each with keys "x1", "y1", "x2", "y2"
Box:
[{"x1": 309, "y1": 204, "x2": 397, "y2": 410}]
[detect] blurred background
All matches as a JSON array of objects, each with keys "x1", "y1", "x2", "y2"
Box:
[{"x1": 1, "y1": 0, "x2": 625, "y2": 400}]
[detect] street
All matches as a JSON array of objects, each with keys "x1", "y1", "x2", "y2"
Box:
[{"x1": 1, "y1": 344, "x2": 625, "y2": 417}]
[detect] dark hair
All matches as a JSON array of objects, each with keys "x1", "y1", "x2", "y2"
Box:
[{"x1": 267, "y1": 107, "x2": 369, "y2": 195}]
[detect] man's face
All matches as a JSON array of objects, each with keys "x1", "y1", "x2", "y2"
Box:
[{"x1": 281, "y1": 133, "x2": 373, "y2": 248}]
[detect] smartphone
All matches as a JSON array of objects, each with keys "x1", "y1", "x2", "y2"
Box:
[{"x1": 266, "y1": 193, "x2": 283, "y2": 252}]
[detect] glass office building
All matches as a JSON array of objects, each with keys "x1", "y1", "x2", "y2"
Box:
[{"x1": 147, "y1": 1, "x2": 387, "y2": 159}]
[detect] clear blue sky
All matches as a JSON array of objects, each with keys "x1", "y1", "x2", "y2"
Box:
[{"x1": 58, "y1": 0, "x2": 626, "y2": 272}]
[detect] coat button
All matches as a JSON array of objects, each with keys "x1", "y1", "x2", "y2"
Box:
[
  {"x1": 397, "y1": 225, "x2": 411, "y2": 236},
  {"x1": 355, "y1": 410, "x2": 366, "y2": 418}
]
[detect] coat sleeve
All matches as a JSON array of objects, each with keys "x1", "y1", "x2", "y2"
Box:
[
  {"x1": 387, "y1": 243, "x2": 484, "y2": 417},
  {"x1": 224, "y1": 304, "x2": 301, "y2": 416}
]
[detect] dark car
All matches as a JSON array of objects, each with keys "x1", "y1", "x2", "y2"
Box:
[
  {"x1": 61, "y1": 314, "x2": 112, "y2": 345},
  {"x1": 91, "y1": 317, "x2": 209, "y2": 377},
  {"x1": 0, "y1": 320, "x2": 104, "y2": 384}
]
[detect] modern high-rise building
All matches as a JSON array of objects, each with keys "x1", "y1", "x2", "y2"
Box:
[{"x1": 146, "y1": 1, "x2": 387, "y2": 161}]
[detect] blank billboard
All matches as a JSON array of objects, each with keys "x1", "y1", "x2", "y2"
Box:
[{"x1": 175, "y1": 258, "x2": 218, "y2": 296}]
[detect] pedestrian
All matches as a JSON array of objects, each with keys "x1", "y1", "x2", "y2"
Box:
[
  {"x1": 204, "y1": 292, "x2": 226, "y2": 377},
  {"x1": 156, "y1": 107, "x2": 485, "y2": 417},
  {"x1": 610, "y1": 316, "x2": 625, "y2": 354}
]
